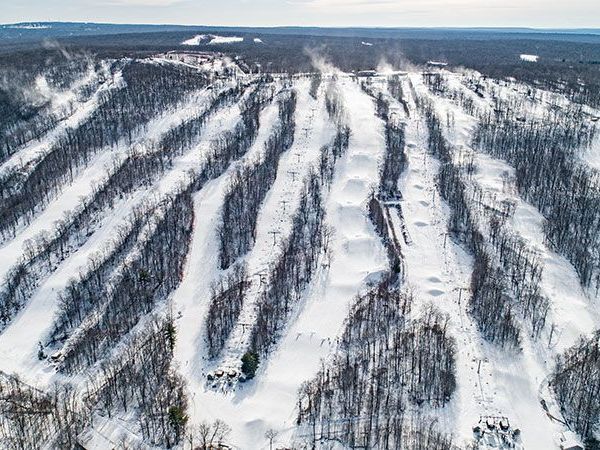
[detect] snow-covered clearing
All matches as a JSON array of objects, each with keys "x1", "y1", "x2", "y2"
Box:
[
  {"x1": 182, "y1": 34, "x2": 244, "y2": 45},
  {"x1": 6, "y1": 23, "x2": 51, "y2": 30},
  {"x1": 583, "y1": 127, "x2": 600, "y2": 170},
  {"x1": 520, "y1": 54, "x2": 539, "y2": 62}
]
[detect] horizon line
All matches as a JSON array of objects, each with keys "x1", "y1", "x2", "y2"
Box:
[{"x1": 2, "y1": 21, "x2": 599, "y2": 32}]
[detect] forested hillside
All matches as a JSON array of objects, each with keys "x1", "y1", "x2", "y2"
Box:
[{"x1": 0, "y1": 41, "x2": 598, "y2": 450}]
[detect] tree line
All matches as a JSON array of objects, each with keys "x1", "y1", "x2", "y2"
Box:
[
  {"x1": 250, "y1": 120, "x2": 350, "y2": 358},
  {"x1": 297, "y1": 281, "x2": 456, "y2": 449},
  {"x1": 0, "y1": 59, "x2": 208, "y2": 242},
  {"x1": 218, "y1": 89, "x2": 297, "y2": 270},
  {"x1": 0, "y1": 82, "x2": 243, "y2": 333}
]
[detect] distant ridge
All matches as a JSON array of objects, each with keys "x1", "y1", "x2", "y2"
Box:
[{"x1": 1, "y1": 21, "x2": 599, "y2": 45}]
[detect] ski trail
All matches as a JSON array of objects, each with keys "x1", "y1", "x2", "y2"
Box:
[
  {"x1": 414, "y1": 72, "x2": 570, "y2": 448},
  {"x1": 395, "y1": 76, "x2": 506, "y2": 444},
  {"x1": 0, "y1": 62, "x2": 121, "y2": 178},
  {"x1": 251, "y1": 75, "x2": 390, "y2": 447},
  {"x1": 0, "y1": 87, "x2": 244, "y2": 388},
  {"x1": 0, "y1": 87, "x2": 215, "y2": 281},
  {"x1": 445, "y1": 71, "x2": 600, "y2": 346},
  {"x1": 179, "y1": 78, "x2": 338, "y2": 448},
  {"x1": 171, "y1": 93, "x2": 284, "y2": 388},
  {"x1": 211, "y1": 79, "x2": 333, "y2": 376}
]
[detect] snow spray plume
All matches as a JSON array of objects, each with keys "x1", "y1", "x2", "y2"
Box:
[
  {"x1": 377, "y1": 56, "x2": 417, "y2": 74},
  {"x1": 304, "y1": 47, "x2": 342, "y2": 75}
]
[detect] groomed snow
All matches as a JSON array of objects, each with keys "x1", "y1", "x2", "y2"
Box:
[
  {"x1": 0, "y1": 84, "x2": 240, "y2": 388},
  {"x1": 414, "y1": 69, "x2": 600, "y2": 449},
  {"x1": 171, "y1": 76, "x2": 389, "y2": 448}
]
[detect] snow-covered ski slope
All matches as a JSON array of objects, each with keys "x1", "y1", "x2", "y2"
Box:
[{"x1": 0, "y1": 56, "x2": 598, "y2": 450}]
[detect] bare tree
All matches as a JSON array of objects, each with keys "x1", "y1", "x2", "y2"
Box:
[{"x1": 265, "y1": 428, "x2": 278, "y2": 450}]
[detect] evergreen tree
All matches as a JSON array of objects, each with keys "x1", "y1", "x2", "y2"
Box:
[{"x1": 241, "y1": 351, "x2": 259, "y2": 379}]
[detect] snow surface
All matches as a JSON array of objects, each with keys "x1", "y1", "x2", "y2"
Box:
[
  {"x1": 0, "y1": 62, "x2": 597, "y2": 450},
  {"x1": 412, "y1": 70, "x2": 600, "y2": 449},
  {"x1": 520, "y1": 54, "x2": 539, "y2": 62},
  {"x1": 182, "y1": 34, "x2": 244, "y2": 45},
  {"x1": 0, "y1": 85, "x2": 237, "y2": 388}
]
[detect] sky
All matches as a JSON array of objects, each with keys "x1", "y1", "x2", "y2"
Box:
[{"x1": 1, "y1": 0, "x2": 599, "y2": 28}]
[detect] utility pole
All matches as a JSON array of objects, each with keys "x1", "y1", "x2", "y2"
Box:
[
  {"x1": 548, "y1": 323, "x2": 557, "y2": 348},
  {"x1": 268, "y1": 230, "x2": 281, "y2": 246}
]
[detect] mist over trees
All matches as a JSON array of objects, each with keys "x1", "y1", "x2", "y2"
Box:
[{"x1": 0, "y1": 61, "x2": 207, "y2": 242}]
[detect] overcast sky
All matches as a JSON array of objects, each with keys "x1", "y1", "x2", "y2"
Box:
[{"x1": 2, "y1": 0, "x2": 599, "y2": 28}]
